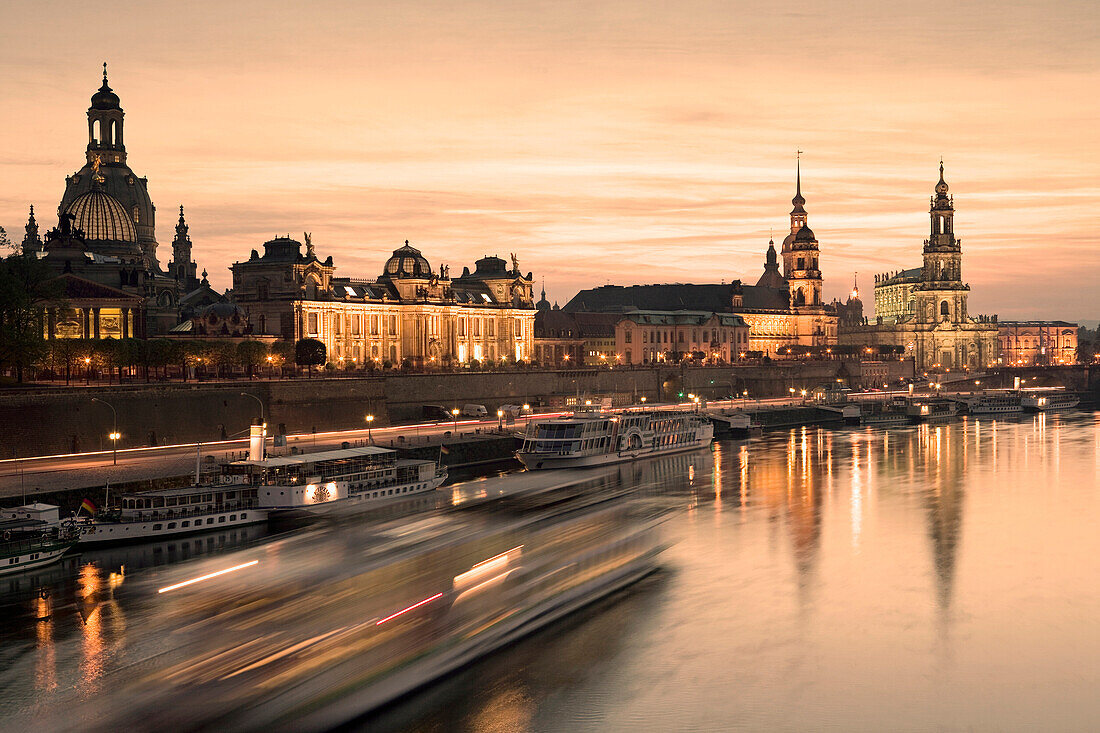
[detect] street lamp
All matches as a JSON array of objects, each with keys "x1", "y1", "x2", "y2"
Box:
[
  {"x1": 91, "y1": 397, "x2": 118, "y2": 465},
  {"x1": 84, "y1": 356, "x2": 92, "y2": 385},
  {"x1": 640, "y1": 396, "x2": 647, "y2": 405},
  {"x1": 452, "y1": 407, "x2": 460, "y2": 432},
  {"x1": 497, "y1": 409, "x2": 504, "y2": 430},
  {"x1": 365, "y1": 414, "x2": 375, "y2": 443}
]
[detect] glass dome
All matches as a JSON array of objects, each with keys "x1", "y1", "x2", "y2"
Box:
[{"x1": 382, "y1": 242, "x2": 432, "y2": 279}]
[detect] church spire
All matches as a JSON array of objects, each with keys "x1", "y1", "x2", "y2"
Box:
[
  {"x1": 22, "y1": 205, "x2": 41, "y2": 253},
  {"x1": 791, "y1": 152, "x2": 806, "y2": 214}
]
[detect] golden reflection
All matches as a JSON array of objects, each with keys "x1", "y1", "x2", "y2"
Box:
[
  {"x1": 850, "y1": 441, "x2": 863, "y2": 550},
  {"x1": 739, "y1": 444, "x2": 749, "y2": 514},
  {"x1": 35, "y1": 592, "x2": 57, "y2": 693},
  {"x1": 711, "y1": 444, "x2": 722, "y2": 511},
  {"x1": 469, "y1": 680, "x2": 534, "y2": 733},
  {"x1": 79, "y1": 563, "x2": 106, "y2": 689}
]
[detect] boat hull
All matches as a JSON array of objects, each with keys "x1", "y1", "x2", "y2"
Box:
[
  {"x1": 0, "y1": 541, "x2": 75, "y2": 576},
  {"x1": 77, "y1": 509, "x2": 268, "y2": 546}
]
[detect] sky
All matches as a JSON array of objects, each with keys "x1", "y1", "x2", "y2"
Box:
[{"x1": 1, "y1": 0, "x2": 1097, "y2": 321}]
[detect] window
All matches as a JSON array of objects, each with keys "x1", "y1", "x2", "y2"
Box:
[
  {"x1": 679, "y1": 332, "x2": 685, "y2": 343},
  {"x1": 219, "y1": 516, "x2": 226, "y2": 523},
  {"x1": 230, "y1": 514, "x2": 237, "y2": 521},
  {"x1": 167, "y1": 522, "x2": 176, "y2": 529},
  {"x1": 307, "y1": 312, "x2": 319, "y2": 336},
  {"x1": 153, "y1": 524, "x2": 163, "y2": 531},
  {"x1": 352, "y1": 315, "x2": 361, "y2": 335},
  {"x1": 487, "y1": 320, "x2": 495, "y2": 337},
  {"x1": 182, "y1": 521, "x2": 190, "y2": 528},
  {"x1": 388, "y1": 315, "x2": 397, "y2": 335},
  {"x1": 625, "y1": 330, "x2": 632, "y2": 344}
]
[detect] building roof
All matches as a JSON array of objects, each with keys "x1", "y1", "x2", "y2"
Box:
[
  {"x1": 998, "y1": 320, "x2": 1078, "y2": 327},
  {"x1": 232, "y1": 445, "x2": 395, "y2": 467},
  {"x1": 617, "y1": 309, "x2": 747, "y2": 327},
  {"x1": 51, "y1": 273, "x2": 142, "y2": 302},
  {"x1": 564, "y1": 283, "x2": 742, "y2": 313},
  {"x1": 381, "y1": 242, "x2": 433, "y2": 279},
  {"x1": 66, "y1": 189, "x2": 136, "y2": 242},
  {"x1": 878, "y1": 267, "x2": 922, "y2": 286},
  {"x1": 741, "y1": 284, "x2": 790, "y2": 311}
]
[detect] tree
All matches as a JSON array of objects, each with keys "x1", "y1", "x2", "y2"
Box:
[
  {"x1": 295, "y1": 338, "x2": 326, "y2": 377},
  {"x1": 0, "y1": 254, "x2": 64, "y2": 382},
  {"x1": 270, "y1": 340, "x2": 295, "y2": 375},
  {"x1": 237, "y1": 340, "x2": 268, "y2": 378}
]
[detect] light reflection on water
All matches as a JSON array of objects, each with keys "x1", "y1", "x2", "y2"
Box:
[
  {"x1": 371, "y1": 410, "x2": 1100, "y2": 732},
  {"x1": 0, "y1": 412, "x2": 1097, "y2": 731}
]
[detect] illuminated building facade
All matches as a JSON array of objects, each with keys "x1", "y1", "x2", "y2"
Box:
[
  {"x1": 998, "y1": 321, "x2": 1078, "y2": 365},
  {"x1": 615, "y1": 311, "x2": 750, "y2": 364},
  {"x1": 231, "y1": 238, "x2": 535, "y2": 366},
  {"x1": 838, "y1": 164, "x2": 999, "y2": 370}
]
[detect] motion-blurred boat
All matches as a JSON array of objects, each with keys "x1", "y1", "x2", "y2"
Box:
[{"x1": 0, "y1": 504, "x2": 78, "y2": 576}]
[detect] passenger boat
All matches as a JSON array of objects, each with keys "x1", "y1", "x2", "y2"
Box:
[
  {"x1": 516, "y1": 407, "x2": 714, "y2": 470},
  {"x1": 1021, "y1": 391, "x2": 1080, "y2": 411},
  {"x1": 963, "y1": 392, "x2": 1022, "y2": 415},
  {"x1": 906, "y1": 399, "x2": 958, "y2": 423},
  {"x1": 0, "y1": 505, "x2": 78, "y2": 576},
  {"x1": 76, "y1": 445, "x2": 446, "y2": 545}
]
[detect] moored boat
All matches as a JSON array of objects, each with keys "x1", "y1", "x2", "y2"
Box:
[
  {"x1": 516, "y1": 407, "x2": 714, "y2": 470},
  {"x1": 1021, "y1": 391, "x2": 1080, "y2": 411},
  {"x1": 0, "y1": 506, "x2": 78, "y2": 576},
  {"x1": 963, "y1": 391, "x2": 1022, "y2": 415},
  {"x1": 76, "y1": 445, "x2": 446, "y2": 545}
]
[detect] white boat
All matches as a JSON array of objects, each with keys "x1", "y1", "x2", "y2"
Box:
[
  {"x1": 964, "y1": 392, "x2": 1022, "y2": 415},
  {"x1": 1021, "y1": 392, "x2": 1080, "y2": 411},
  {"x1": 1, "y1": 506, "x2": 78, "y2": 576},
  {"x1": 77, "y1": 445, "x2": 447, "y2": 545},
  {"x1": 516, "y1": 407, "x2": 714, "y2": 470},
  {"x1": 77, "y1": 484, "x2": 269, "y2": 546},
  {"x1": 226, "y1": 445, "x2": 447, "y2": 517}
]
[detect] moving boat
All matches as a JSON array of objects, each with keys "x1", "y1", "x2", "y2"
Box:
[
  {"x1": 0, "y1": 504, "x2": 78, "y2": 576},
  {"x1": 33, "y1": 487, "x2": 665, "y2": 731},
  {"x1": 76, "y1": 445, "x2": 446, "y2": 545},
  {"x1": 1021, "y1": 391, "x2": 1080, "y2": 411},
  {"x1": 516, "y1": 407, "x2": 714, "y2": 470}
]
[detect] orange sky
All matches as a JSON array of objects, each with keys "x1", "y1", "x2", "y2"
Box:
[{"x1": 2, "y1": 0, "x2": 1097, "y2": 320}]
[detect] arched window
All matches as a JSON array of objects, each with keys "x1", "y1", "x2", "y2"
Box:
[
  {"x1": 940, "y1": 301, "x2": 950, "y2": 318},
  {"x1": 92, "y1": 119, "x2": 102, "y2": 144},
  {"x1": 109, "y1": 119, "x2": 118, "y2": 145}
]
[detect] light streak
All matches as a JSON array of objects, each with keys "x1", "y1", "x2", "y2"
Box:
[
  {"x1": 376, "y1": 592, "x2": 444, "y2": 625},
  {"x1": 157, "y1": 560, "x2": 259, "y2": 594},
  {"x1": 454, "y1": 545, "x2": 523, "y2": 587}
]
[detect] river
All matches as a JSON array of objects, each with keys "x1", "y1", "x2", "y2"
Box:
[{"x1": 2, "y1": 410, "x2": 1098, "y2": 731}]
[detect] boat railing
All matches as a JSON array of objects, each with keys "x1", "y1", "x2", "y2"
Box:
[{"x1": 113, "y1": 498, "x2": 262, "y2": 523}]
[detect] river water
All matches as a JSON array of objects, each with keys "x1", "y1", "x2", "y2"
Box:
[
  {"x1": 2, "y1": 410, "x2": 1098, "y2": 731},
  {"x1": 375, "y1": 410, "x2": 1100, "y2": 732}
]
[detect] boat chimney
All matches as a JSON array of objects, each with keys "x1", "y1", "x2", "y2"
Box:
[{"x1": 249, "y1": 421, "x2": 266, "y2": 461}]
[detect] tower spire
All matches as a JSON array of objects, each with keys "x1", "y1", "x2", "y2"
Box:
[
  {"x1": 791, "y1": 151, "x2": 806, "y2": 214},
  {"x1": 22, "y1": 205, "x2": 41, "y2": 253}
]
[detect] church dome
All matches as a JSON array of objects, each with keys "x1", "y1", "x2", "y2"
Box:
[
  {"x1": 66, "y1": 189, "x2": 136, "y2": 242},
  {"x1": 90, "y1": 79, "x2": 121, "y2": 111},
  {"x1": 794, "y1": 224, "x2": 816, "y2": 243},
  {"x1": 382, "y1": 242, "x2": 432, "y2": 279}
]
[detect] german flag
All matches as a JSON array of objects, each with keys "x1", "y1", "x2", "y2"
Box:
[
  {"x1": 439, "y1": 444, "x2": 450, "y2": 455},
  {"x1": 80, "y1": 498, "x2": 98, "y2": 516}
]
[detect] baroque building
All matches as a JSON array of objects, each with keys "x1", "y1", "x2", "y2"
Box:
[
  {"x1": 562, "y1": 164, "x2": 837, "y2": 358},
  {"x1": 23, "y1": 66, "x2": 205, "y2": 337},
  {"x1": 998, "y1": 321, "x2": 1078, "y2": 365},
  {"x1": 231, "y1": 238, "x2": 535, "y2": 366},
  {"x1": 838, "y1": 164, "x2": 999, "y2": 370}
]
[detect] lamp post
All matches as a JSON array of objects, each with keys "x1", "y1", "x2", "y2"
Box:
[
  {"x1": 497, "y1": 409, "x2": 504, "y2": 430},
  {"x1": 84, "y1": 356, "x2": 92, "y2": 385},
  {"x1": 91, "y1": 397, "x2": 118, "y2": 465},
  {"x1": 452, "y1": 407, "x2": 460, "y2": 433},
  {"x1": 365, "y1": 414, "x2": 375, "y2": 443}
]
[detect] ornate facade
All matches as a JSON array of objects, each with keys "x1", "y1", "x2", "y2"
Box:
[
  {"x1": 615, "y1": 311, "x2": 750, "y2": 364},
  {"x1": 838, "y1": 164, "x2": 999, "y2": 370},
  {"x1": 231, "y1": 238, "x2": 536, "y2": 366},
  {"x1": 24, "y1": 66, "x2": 204, "y2": 336}
]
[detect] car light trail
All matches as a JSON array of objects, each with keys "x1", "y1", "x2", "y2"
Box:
[
  {"x1": 158, "y1": 560, "x2": 259, "y2": 594},
  {"x1": 376, "y1": 592, "x2": 444, "y2": 625}
]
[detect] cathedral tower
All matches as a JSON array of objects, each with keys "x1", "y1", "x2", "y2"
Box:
[
  {"x1": 914, "y1": 162, "x2": 969, "y2": 325},
  {"x1": 780, "y1": 158, "x2": 823, "y2": 311}
]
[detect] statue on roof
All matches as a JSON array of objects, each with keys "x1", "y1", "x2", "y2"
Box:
[
  {"x1": 510, "y1": 253, "x2": 520, "y2": 274},
  {"x1": 304, "y1": 232, "x2": 314, "y2": 258}
]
